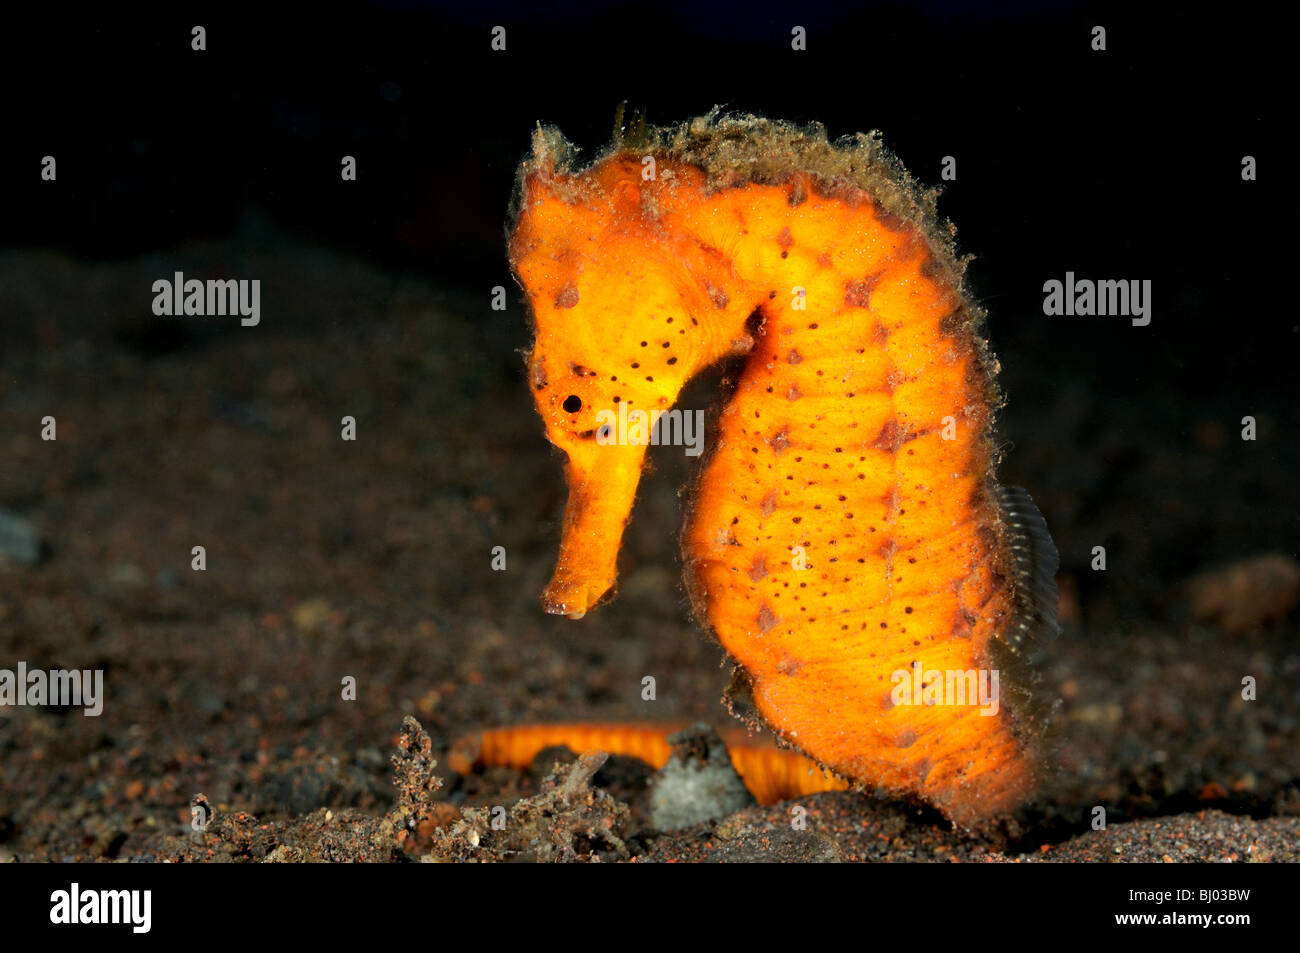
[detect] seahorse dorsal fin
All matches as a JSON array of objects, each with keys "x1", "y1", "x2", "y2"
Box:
[{"x1": 994, "y1": 484, "x2": 1061, "y2": 658}]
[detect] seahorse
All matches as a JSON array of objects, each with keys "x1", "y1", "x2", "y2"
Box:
[{"x1": 485, "y1": 111, "x2": 1059, "y2": 826}]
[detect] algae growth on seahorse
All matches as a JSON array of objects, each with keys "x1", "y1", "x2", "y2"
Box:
[{"x1": 501, "y1": 111, "x2": 1060, "y2": 826}]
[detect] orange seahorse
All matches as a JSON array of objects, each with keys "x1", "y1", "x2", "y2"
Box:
[{"x1": 464, "y1": 111, "x2": 1060, "y2": 826}]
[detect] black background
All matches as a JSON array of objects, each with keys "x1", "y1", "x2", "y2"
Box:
[{"x1": 3, "y1": 0, "x2": 1290, "y2": 393}]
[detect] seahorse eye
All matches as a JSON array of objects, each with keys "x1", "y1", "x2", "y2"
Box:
[{"x1": 562, "y1": 394, "x2": 583, "y2": 413}]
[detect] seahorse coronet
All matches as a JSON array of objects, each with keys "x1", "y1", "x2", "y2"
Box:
[{"x1": 507, "y1": 111, "x2": 1061, "y2": 826}]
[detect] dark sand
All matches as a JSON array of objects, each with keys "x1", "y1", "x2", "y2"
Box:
[{"x1": 1, "y1": 223, "x2": 1296, "y2": 862}]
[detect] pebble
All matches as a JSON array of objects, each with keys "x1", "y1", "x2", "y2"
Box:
[{"x1": 0, "y1": 510, "x2": 40, "y2": 567}]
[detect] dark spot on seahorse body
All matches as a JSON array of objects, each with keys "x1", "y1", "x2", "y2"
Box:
[
  {"x1": 530, "y1": 361, "x2": 548, "y2": 391},
  {"x1": 872, "y1": 321, "x2": 890, "y2": 345},
  {"x1": 877, "y1": 537, "x2": 898, "y2": 561},
  {"x1": 760, "y1": 491, "x2": 779, "y2": 517},
  {"x1": 777, "y1": 226, "x2": 794, "y2": 249},
  {"x1": 748, "y1": 554, "x2": 769, "y2": 582},
  {"x1": 880, "y1": 691, "x2": 895, "y2": 710},
  {"x1": 817, "y1": 252, "x2": 832, "y2": 268},
  {"x1": 895, "y1": 728, "x2": 917, "y2": 749},
  {"x1": 787, "y1": 349, "x2": 802, "y2": 365},
  {"x1": 757, "y1": 604, "x2": 780, "y2": 633},
  {"x1": 767, "y1": 426, "x2": 791, "y2": 456},
  {"x1": 555, "y1": 283, "x2": 579, "y2": 308},
  {"x1": 913, "y1": 758, "x2": 933, "y2": 784},
  {"x1": 786, "y1": 384, "x2": 802, "y2": 401},
  {"x1": 845, "y1": 271, "x2": 883, "y2": 309}
]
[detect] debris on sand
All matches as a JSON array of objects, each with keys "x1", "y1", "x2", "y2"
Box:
[
  {"x1": 423, "y1": 751, "x2": 630, "y2": 862},
  {"x1": 1186, "y1": 554, "x2": 1300, "y2": 635}
]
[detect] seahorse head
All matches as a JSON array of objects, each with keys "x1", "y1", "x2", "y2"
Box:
[{"x1": 509, "y1": 127, "x2": 755, "y2": 618}]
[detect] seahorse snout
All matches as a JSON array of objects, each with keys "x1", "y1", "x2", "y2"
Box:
[
  {"x1": 539, "y1": 449, "x2": 646, "y2": 620},
  {"x1": 540, "y1": 580, "x2": 603, "y2": 619}
]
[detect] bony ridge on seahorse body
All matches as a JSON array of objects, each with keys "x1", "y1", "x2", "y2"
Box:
[{"x1": 503, "y1": 111, "x2": 1060, "y2": 827}]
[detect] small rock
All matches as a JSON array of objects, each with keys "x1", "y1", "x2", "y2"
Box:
[
  {"x1": 0, "y1": 510, "x2": 41, "y2": 567},
  {"x1": 649, "y1": 723, "x2": 756, "y2": 830}
]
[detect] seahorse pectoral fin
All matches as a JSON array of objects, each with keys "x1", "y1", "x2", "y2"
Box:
[{"x1": 541, "y1": 444, "x2": 649, "y2": 619}]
